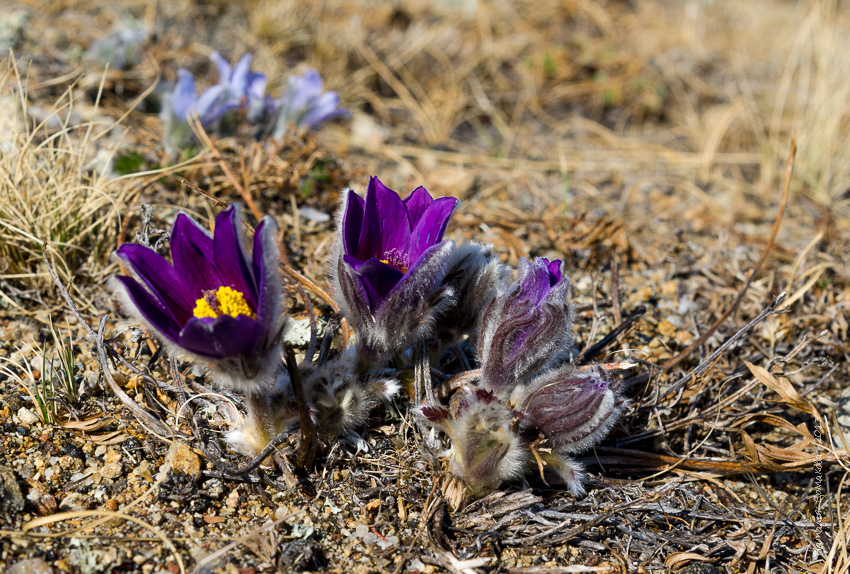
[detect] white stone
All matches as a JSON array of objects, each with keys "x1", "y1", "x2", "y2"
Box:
[{"x1": 17, "y1": 407, "x2": 40, "y2": 426}]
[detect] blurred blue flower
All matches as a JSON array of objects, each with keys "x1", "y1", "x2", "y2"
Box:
[
  {"x1": 209, "y1": 52, "x2": 274, "y2": 123},
  {"x1": 161, "y1": 52, "x2": 271, "y2": 149},
  {"x1": 161, "y1": 68, "x2": 226, "y2": 148},
  {"x1": 272, "y1": 69, "x2": 349, "y2": 138}
]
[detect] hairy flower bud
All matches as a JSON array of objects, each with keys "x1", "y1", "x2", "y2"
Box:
[
  {"x1": 478, "y1": 257, "x2": 574, "y2": 392},
  {"x1": 436, "y1": 242, "x2": 509, "y2": 347}
]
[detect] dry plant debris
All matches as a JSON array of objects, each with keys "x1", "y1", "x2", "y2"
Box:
[{"x1": 0, "y1": 1, "x2": 849, "y2": 573}]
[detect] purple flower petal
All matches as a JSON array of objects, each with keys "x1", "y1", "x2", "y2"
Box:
[
  {"x1": 300, "y1": 69, "x2": 324, "y2": 99},
  {"x1": 543, "y1": 258, "x2": 563, "y2": 286},
  {"x1": 523, "y1": 260, "x2": 556, "y2": 306},
  {"x1": 113, "y1": 275, "x2": 181, "y2": 342},
  {"x1": 402, "y1": 186, "x2": 433, "y2": 229},
  {"x1": 116, "y1": 243, "x2": 195, "y2": 325},
  {"x1": 170, "y1": 212, "x2": 223, "y2": 298},
  {"x1": 247, "y1": 72, "x2": 267, "y2": 102},
  {"x1": 194, "y1": 84, "x2": 228, "y2": 124},
  {"x1": 356, "y1": 177, "x2": 411, "y2": 263},
  {"x1": 245, "y1": 72, "x2": 269, "y2": 121},
  {"x1": 212, "y1": 206, "x2": 257, "y2": 310},
  {"x1": 349, "y1": 256, "x2": 405, "y2": 310},
  {"x1": 336, "y1": 256, "x2": 375, "y2": 325},
  {"x1": 251, "y1": 218, "x2": 273, "y2": 323},
  {"x1": 300, "y1": 92, "x2": 348, "y2": 127},
  {"x1": 172, "y1": 69, "x2": 197, "y2": 120},
  {"x1": 408, "y1": 196, "x2": 459, "y2": 264},
  {"x1": 287, "y1": 70, "x2": 320, "y2": 114},
  {"x1": 230, "y1": 53, "x2": 253, "y2": 99},
  {"x1": 341, "y1": 189, "x2": 365, "y2": 257},
  {"x1": 178, "y1": 313, "x2": 260, "y2": 360},
  {"x1": 209, "y1": 51, "x2": 231, "y2": 84},
  {"x1": 251, "y1": 215, "x2": 284, "y2": 366}
]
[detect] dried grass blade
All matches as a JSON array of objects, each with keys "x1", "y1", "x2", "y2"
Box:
[{"x1": 745, "y1": 361, "x2": 825, "y2": 428}]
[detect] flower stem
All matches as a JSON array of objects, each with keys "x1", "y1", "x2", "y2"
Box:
[
  {"x1": 285, "y1": 345, "x2": 318, "y2": 469},
  {"x1": 245, "y1": 391, "x2": 276, "y2": 447}
]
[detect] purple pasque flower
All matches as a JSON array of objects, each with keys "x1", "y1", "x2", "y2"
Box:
[
  {"x1": 478, "y1": 257, "x2": 574, "y2": 393},
  {"x1": 332, "y1": 176, "x2": 460, "y2": 359},
  {"x1": 112, "y1": 205, "x2": 285, "y2": 391},
  {"x1": 419, "y1": 365, "x2": 623, "y2": 499},
  {"x1": 271, "y1": 68, "x2": 349, "y2": 138}
]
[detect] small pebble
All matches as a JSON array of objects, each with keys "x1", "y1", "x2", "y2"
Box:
[
  {"x1": 201, "y1": 478, "x2": 225, "y2": 499},
  {"x1": 17, "y1": 407, "x2": 40, "y2": 426},
  {"x1": 100, "y1": 462, "x2": 123, "y2": 479},
  {"x1": 164, "y1": 441, "x2": 200, "y2": 478},
  {"x1": 8, "y1": 557, "x2": 52, "y2": 574},
  {"x1": 59, "y1": 492, "x2": 93, "y2": 512}
]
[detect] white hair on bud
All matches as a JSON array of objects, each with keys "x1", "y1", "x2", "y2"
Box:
[
  {"x1": 301, "y1": 346, "x2": 399, "y2": 441},
  {"x1": 441, "y1": 388, "x2": 531, "y2": 496},
  {"x1": 542, "y1": 454, "x2": 587, "y2": 497}
]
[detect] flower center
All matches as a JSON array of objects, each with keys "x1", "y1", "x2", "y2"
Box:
[{"x1": 193, "y1": 286, "x2": 256, "y2": 320}]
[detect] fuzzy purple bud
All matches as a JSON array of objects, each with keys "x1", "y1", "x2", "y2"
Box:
[
  {"x1": 517, "y1": 365, "x2": 623, "y2": 454},
  {"x1": 300, "y1": 347, "x2": 400, "y2": 442},
  {"x1": 419, "y1": 387, "x2": 527, "y2": 496},
  {"x1": 435, "y1": 242, "x2": 509, "y2": 347},
  {"x1": 478, "y1": 257, "x2": 574, "y2": 392}
]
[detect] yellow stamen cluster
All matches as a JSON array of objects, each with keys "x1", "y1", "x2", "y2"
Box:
[{"x1": 193, "y1": 286, "x2": 256, "y2": 320}]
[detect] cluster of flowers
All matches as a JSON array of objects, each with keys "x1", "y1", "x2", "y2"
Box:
[
  {"x1": 112, "y1": 176, "x2": 623, "y2": 498},
  {"x1": 161, "y1": 52, "x2": 348, "y2": 150}
]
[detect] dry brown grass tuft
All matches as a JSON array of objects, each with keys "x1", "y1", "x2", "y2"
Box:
[
  {"x1": 0, "y1": 55, "x2": 137, "y2": 310},
  {"x1": 768, "y1": 0, "x2": 850, "y2": 210}
]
